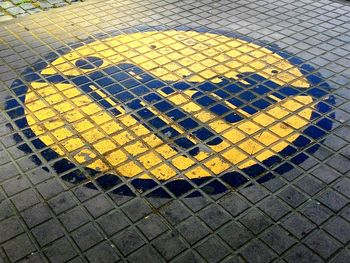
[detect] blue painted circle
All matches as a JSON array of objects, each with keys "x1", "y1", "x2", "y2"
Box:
[
  {"x1": 75, "y1": 56, "x2": 104, "y2": 69},
  {"x1": 6, "y1": 27, "x2": 335, "y2": 198}
]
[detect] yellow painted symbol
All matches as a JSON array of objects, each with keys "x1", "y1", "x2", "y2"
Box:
[{"x1": 24, "y1": 31, "x2": 314, "y2": 181}]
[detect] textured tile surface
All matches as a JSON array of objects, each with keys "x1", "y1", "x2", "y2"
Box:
[{"x1": 0, "y1": 0, "x2": 349, "y2": 262}]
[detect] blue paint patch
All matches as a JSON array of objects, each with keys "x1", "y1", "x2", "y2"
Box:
[{"x1": 75, "y1": 56, "x2": 104, "y2": 69}]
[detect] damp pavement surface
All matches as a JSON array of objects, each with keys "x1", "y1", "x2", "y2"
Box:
[
  {"x1": 0, "y1": 0, "x2": 83, "y2": 22},
  {"x1": 0, "y1": 0, "x2": 350, "y2": 262}
]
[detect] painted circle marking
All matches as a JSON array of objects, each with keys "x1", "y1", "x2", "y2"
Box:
[{"x1": 8, "y1": 29, "x2": 334, "y2": 197}]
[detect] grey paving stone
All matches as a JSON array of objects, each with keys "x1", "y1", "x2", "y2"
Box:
[
  {"x1": 1, "y1": 134, "x2": 19, "y2": 148},
  {"x1": 301, "y1": 201, "x2": 333, "y2": 225},
  {"x1": 219, "y1": 192, "x2": 250, "y2": 216},
  {"x1": 334, "y1": 110, "x2": 350, "y2": 124},
  {"x1": 324, "y1": 217, "x2": 350, "y2": 244},
  {"x1": 239, "y1": 185, "x2": 268, "y2": 203},
  {"x1": 295, "y1": 175, "x2": 325, "y2": 196},
  {"x1": 53, "y1": 2, "x2": 68, "y2": 7},
  {"x1": 0, "y1": 216, "x2": 24, "y2": 243},
  {"x1": 11, "y1": 188, "x2": 40, "y2": 211},
  {"x1": 305, "y1": 230, "x2": 342, "y2": 259},
  {"x1": 323, "y1": 134, "x2": 347, "y2": 151},
  {"x1": 2, "y1": 233, "x2": 36, "y2": 262},
  {"x1": 122, "y1": 199, "x2": 152, "y2": 222},
  {"x1": 160, "y1": 201, "x2": 191, "y2": 225},
  {"x1": 312, "y1": 145, "x2": 333, "y2": 161},
  {"x1": 36, "y1": 178, "x2": 64, "y2": 199},
  {"x1": 20, "y1": 253, "x2": 46, "y2": 263},
  {"x1": 222, "y1": 256, "x2": 245, "y2": 263},
  {"x1": 27, "y1": 8, "x2": 41, "y2": 14},
  {"x1": 72, "y1": 223, "x2": 104, "y2": 251},
  {"x1": 333, "y1": 178, "x2": 350, "y2": 198},
  {"x1": 334, "y1": 126, "x2": 350, "y2": 142},
  {"x1": 195, "y1": 236, "x2": 230, "y2": 263},
  {"x1": 73, "y1": 185, "x2": 99, "y2": 202},
  {"x1": 152, "y1": 231, "x2": 187, "y2": 260},
  {"x1": 85, "y1": 241, "x2": 120, "y2": 263},
  {"x1": 18, "y1": 3, "x2": 36, "y2": 10},
  {"x1": 172, "y1": 251, "x2": 203, "y2": 263},
  {"x1": 0, "y1": 150, "x2": 11, "y2": 166},
  {"x1": 137, "y1": 213, "x2": 168, "y2": 241},
  {"x1": 97, "y1": 210, "x2": 129, "y2": 236},
  {"x1": 281, "y1": 213, "x2": 316, "y2": 239},
  {"x1": 127, "y1": 245, "x2": 163, "y2": 263},
  {"x1": 0, "y1": 191, "x2": 5, "y2": 202},
  {"x1": 44, "y1": 237, "x2": 77, "y2": 263},
  {"x1": 48, "y1": 191, "x2": 77, "y2": 214},
  {"x1": 218, "y1": 222, "x2": 253, "y2": 250},
  {"x1": 6, "y1": 6, "x2": 25, "y2": 16},
  {"x1": 182, "y1": 196, "x2": 212, "y2": 212},
  {"x1": 284, "y1": 244, "x2": 323, "y2": 263},
  {"x1": 258, "y1": 197, "x2": 290, "y2": 221},
  {"x1": 340, "y1": 205, "x2": 350, "y2": 221},
  {"x1": 280, "y1": 166, "x2": 303, "y2": 182},
  {"x1": 47, "y1": 0, "x2": 66, "y2": 4},
  {"x1": 32, "y1": 219, "x2": 65, "y2": 246},
  {"x1": 107, "y1": 191, "x2": 134, "y2": 206},
  {"x1": 26, "y1": 167, "x2": 52, "y2": 185},
  {"x1": 311, "y1": 165, "x2": 341, "y2": 184},
  {"x1": 0, "y1": 163, "x2": 20, "y2": 182},
  {"x1": 240, "y1": 239, "x2": 277, "y2": 263},
  {"x1": 0, "y1": 199, "x2": 14, "y2": 221},
  {"x1": 37, "y1": 1, "x2": 53, "y2": 9},
  {"x1": 299, "y1": 156, "x2": 319, "y2": 171},
  {"x1": 112, "y1": 227, "x2": 145, "y2": 256},
  {"x1": 0, "y1": 123, "x2": 12, "y2": 137},
  {"x1": 11, "y1": 0, "x2": 26, "y2": 4},
  {"x1": 261, "y1": 225, "x2": 297, "y2": 255},
  {"x1": 239, "y1": 208, "x2": 272, "y2": 235},
  {"x1": 330, "y1": 249, "x2": 350, "y2": 263},
  {"x1": 316, "y1": 189, "x2": 348, "y2": 212},
  {"x1": 2, "y1": 175, "x2": 30, "y2": 196},
  {"x1": 146, "y1": 194, "x2": 171, "y2": 209},
  {"x1": 59, "y1": 206, "x2": 89, "y2": 232},
  {"x1": 198, "y1": 204, "x2": 231, "y2": 230},
  {"x1": 0, "y1": 2, "x2": 14, "y2": 9},
  {"x1": 68, "y1": 257, "x2": 85, "y2": 263},
  {"x1": 337, "y1": 86, "x2": 350, "y2": 100},
  {"x1": 21, "y1": 203, "x2": 52, "y2": 228},
  {"x1": 326, "y1": 154, "x2": 350, "y2": 174},
  {"x1": 261, "y1": 177, "x2": 286, "y2": 193},
  {"x1": 84, "y1": 194, "x2": 113, "y2": 218},
  {"x1": 176, "y1": 217, "x2": 211, "y2": 245},
  {"x1": 278, "y1": 186, "x2": 308, "y2": 208},
  {"x1": 340, "y1": 140, "x2": 350, "y2": 158}
]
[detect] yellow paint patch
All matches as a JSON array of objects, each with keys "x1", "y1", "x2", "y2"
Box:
[
  {"x1": 41, "y1": 31, "x2": 309, "y2": 88},
  {"x1": 151, "y1": 164, "x2": 177, "y2": 180},
  {"x1": 138, "y1": 152, "x2": 162, "y2": 169},
  {"x1": 185, "y1": 166, "x2": 211, "y2": 179}
]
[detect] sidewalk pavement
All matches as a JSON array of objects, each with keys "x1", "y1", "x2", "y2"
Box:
[
  {"x1": 0, "y1": 0, "x2": 82, "y2": 22},
  {"x1": 0, "y1": 0, "x2": 350, "y2": 262}
]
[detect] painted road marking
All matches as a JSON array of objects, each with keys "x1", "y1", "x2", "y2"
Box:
[{"x1": 7, "y1": 29, "x2": 334, "y2": 196}]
